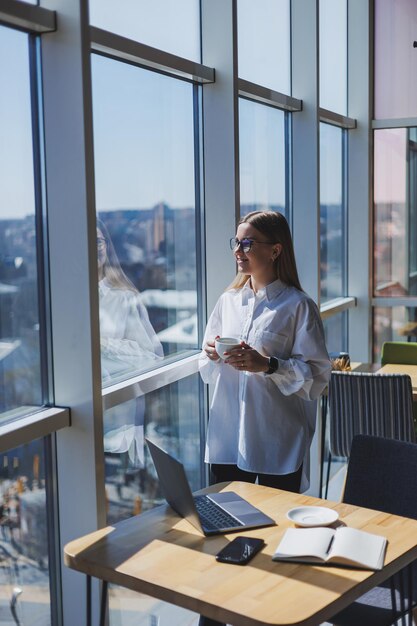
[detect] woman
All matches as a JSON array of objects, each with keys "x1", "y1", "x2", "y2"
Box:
[
  {"x1": 97, "y1": 219, "x2": 163, "y2": 380},
  {"x1": 97, "y1": 219, "x2": 163, "y2": 468},
  {"x1": 200, "y1": 210, "x2": 331, "y2": 493}
]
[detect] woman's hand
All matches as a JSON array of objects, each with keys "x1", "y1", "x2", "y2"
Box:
[
  {"x1": 204, "y1": 336, "x2": 220, "y2": 362},
  {"x1": 225, "y1": 341, "x2": 270, "y2": 373}
]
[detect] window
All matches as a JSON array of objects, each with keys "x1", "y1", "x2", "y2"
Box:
[
  {"x1": 0, "y1": 26, "x2": 43, "y2": 420},
  {"x1": 91, "y1": 55, "x2": 199, "y2": 385},
  {"x1": 373, "y1": 128, "x2": 417, "y2": 297},
  {"x1": 237, "y1": 0, "x2": 290, "y2": 93},
  {"x1": 239, "y1": 98, "x2": 287, "y2": 218},
  {"x1": 0, "y1": 438, "x2": 52, "y2": 625},
  {"x1": 104, "y1": 375, "x2": 203, "y2": 525},
  {"x1": 373, "y1": 128, "x2": 417, "y2": 357},
  {"x1": 323, "y1": 313, "x2": 348, "y2": 354},
  {"x1": 104, "y1": 375, "x2": 203, "y2": 624},
  {"x1": 372, "y1": 305, "x2": 417, "y2": 361},
  {"x1": 374, "y1": 0, "x2": 417, "y2": 119},
  {"x1": 89, "y1": 0, "x2": 201, "y2": 62},
  {"x1": 320, "y1": 122, "x2": 346, "y2": 303},
  {"x1": 319, "y1": 0, "x2": 347, "y2": 115}
]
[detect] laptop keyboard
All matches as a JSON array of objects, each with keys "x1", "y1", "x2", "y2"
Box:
[{"x1": 194, "y1": 495, "x2": 244, "y2": 531}]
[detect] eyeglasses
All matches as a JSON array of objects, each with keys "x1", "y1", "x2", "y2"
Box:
[
  {"x1": 229, "y1": 237, "x2": 273, "y2": 254},
  {"x1": 97, "y1": 237, "x2": 107, "y2": 248}
]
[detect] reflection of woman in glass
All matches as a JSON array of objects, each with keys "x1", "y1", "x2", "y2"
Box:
[
  {"x1": 97, "y1": 219, "x2": 163, "y2": 469},
  {"x1": 97, "y1": 219, "x2": 163, "y2": 379}
]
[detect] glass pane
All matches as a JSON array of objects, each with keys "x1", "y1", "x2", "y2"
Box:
[
  {"x1": 0, "y1": 27, "x2": 42, "y2": 420},
  {"x1": 319, "y1": 0, "x2": 347, "y2": 115},
  {"x1": 373, "y1": 306, "x2": 417, "y2": 362},
  {"x1": 374, "y1": 128, "x2": 417, "y2": 296},
  {"x1": 239, "y1": 98, "x2": 287, "y2": 217},
  {"x1": 104, "y1": 375, "x2": 202, "y2": 523},
  {"x1": 320, "y1": 123, "x2": 345, "y2": 303},
  {"x1": 375, "y1": 0, "x2": 417, "y2": 119},
  {"x1": 0, "y1": 438, "x2": 51, "y2": 625},
  {"x1": 89, "y1": 0, "x2": 200, "y2": 62},
  {"x1": 92, "y1": 55, "x2": 198, "y2": 385},
  {"x1": 237, "y1": 0, "x2": 290, "y2": 94},
  {"x1": 323, "y1": 312, "x2": 348, "y2": 355},
  {"x1": 104, "y1": 375, "x2": 202, "y2": 624}
]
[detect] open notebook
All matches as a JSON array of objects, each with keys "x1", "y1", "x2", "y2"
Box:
[{"x1": 273, "y1": 526, "x2": 387, "y2": 570}]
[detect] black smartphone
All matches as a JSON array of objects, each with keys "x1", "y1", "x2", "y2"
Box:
[{"x1": 215, "y1": 536, "x2": 265, "y2": 565}]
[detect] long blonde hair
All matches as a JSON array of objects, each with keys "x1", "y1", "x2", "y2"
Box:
[
  {"x1": 97, "y1": 218, "x2": 138, "y2": 292},
  {"x1": 228, "y1": 211, "x2": 303, "y2": 291}
]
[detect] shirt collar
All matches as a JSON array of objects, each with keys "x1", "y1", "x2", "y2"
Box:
[
  {"x1": 99, "y1": 277, "x2": 111, "y2": 296},
  {"x1": 241, "y1": 278, "x2": 287, "y2": 301}
]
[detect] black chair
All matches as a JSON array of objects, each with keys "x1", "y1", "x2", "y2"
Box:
[
  {"x1": 325, "y1": 371, "x2": 416, "y2": 497},
  {"x1": 329, "y1": 435, "x2": 417, "y2": 626}
]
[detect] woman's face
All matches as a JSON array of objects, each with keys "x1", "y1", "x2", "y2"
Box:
[
  {"x1": 234, "y1": 222, "x2": 281, "y2": 285},
  {"x1": 97, "y1": 228, "x2": 107, "y2": 274}
]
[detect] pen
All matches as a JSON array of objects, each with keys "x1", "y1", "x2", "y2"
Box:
[{"x1": 326, "y1": 535, "x2": 335, "y2": 554}]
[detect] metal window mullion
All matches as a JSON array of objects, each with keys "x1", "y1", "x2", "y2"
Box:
[
  {"x1": 0, "y1": 0, "x2": 56, "y2": 33},
  {"x1": 238, "y1": 78, "x2": 302, "y2": 112},
  {"x1": 0, "y1": 406, "x2": 70, "y2": 453},
  {"x1": 342, "y1": 128, "x2": 348, "y2": 298},
  {"x1": 406, "y1": 130, "x2": 412, "y2": 296},
  {"x1": 347, "y1": 0, "x2": 372, "y2": 363},
  {"x1": 201, "y1": 0, "x2": 239, "y2": 316},
  {"x1": 319, "y1": 107, "x2": 356, "y2": 129},
  {"x1": 372, "y1": 118, "x2": 417, "y2": 130},
  {"x1": 44, "y1": 433, "x2": 63, "y2": 626},
  {"x1": 285, "y1": 111, "x2": 292, "y2": 220},
  {"x1": 102, "y1": 354, "x2": 201, "y2": 410},
  {"x1": 291, "y1": 0, "x2": 320, "y2": 496},
  {"x1": 193, "y1": 82, "x2": 209, "y2": 481},
  {"x1": 193, "y1": 84, "x2": 206, "y2": 358},
  {"x1": 372, "y1": 297, "x2": 417, "y2": 308},
  {"x1": 90, "y1": 26, "x2": 214, "y2": 85},
  {"x1": 40, "y1": 1, "x2": 104, "y2": 624},
  {"x1": 343, "y1": 126, "x2": 349, "y2": 348},
  {"x1": 291, "y1": 0, "x2": 320, "y2": 303},
  {"x1": 29, "y1": 35, "x2": 53, "y2": 407},
  {"x1": 320, "y1": 296, "x2": 357, "y2": 319}
]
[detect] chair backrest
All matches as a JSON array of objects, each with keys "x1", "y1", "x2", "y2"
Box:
[
  {"x1": 329, "y1": 371, "x2": 415, "y2": 458},
  {"x1": 381, "y1": 341, "x2": 417, "y2": 366},
  {"x1": 344, "y1": 435, "x2": 417, "y2": 519}
]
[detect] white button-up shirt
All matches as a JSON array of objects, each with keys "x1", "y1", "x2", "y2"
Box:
[
  {"x1": 99, "y1": 279, "x2": 163, "y2": 466},
  {"x1": 199, "y1": 279, "x2": 331, "y2": 491},
  {"x1": 99, "y1": 278, "x2": 163, "y2": 380}
]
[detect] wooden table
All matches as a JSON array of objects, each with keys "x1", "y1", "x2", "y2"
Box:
[{"x1": 64, "y1": 482, "x2": 417, "y2": 626}]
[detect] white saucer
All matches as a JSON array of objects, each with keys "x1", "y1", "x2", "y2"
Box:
[{"x1": 286, "y1": 506, "x2": 339, "y2": 527}]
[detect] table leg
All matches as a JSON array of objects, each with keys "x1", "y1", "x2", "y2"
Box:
[
  {"x1": 86, "y1": 575, "x2": 91, "y2": 626},
  {"x1": 319, "y1": 395, "x2": 328, "y2": 498},
  {"x1": 100, "y1": 581, "x2": 108, "y2": 626}
]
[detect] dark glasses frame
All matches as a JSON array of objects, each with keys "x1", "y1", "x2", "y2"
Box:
[{"x1": 229, "y1": 237, "x2": 274, "y2": 253}]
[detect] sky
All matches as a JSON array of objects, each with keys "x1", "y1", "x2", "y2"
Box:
[
  {"x1": 1, "y1": 0, "x2": 364, "y2": 222},
  {"x1": 0, "y1": 27, "x2": 35, "y2": 219}
]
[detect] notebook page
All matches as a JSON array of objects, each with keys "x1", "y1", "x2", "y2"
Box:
[
  {"x1": 330, "y1": 527, "x2": 387, "y2": 569},
  {"x1": 274, "y1": 527, "x2": 335, "y2": 560}
]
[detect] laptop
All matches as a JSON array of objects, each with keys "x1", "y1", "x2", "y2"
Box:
[{"x1": 146, "y1": 438, "x2": 276, "y2": 536}]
